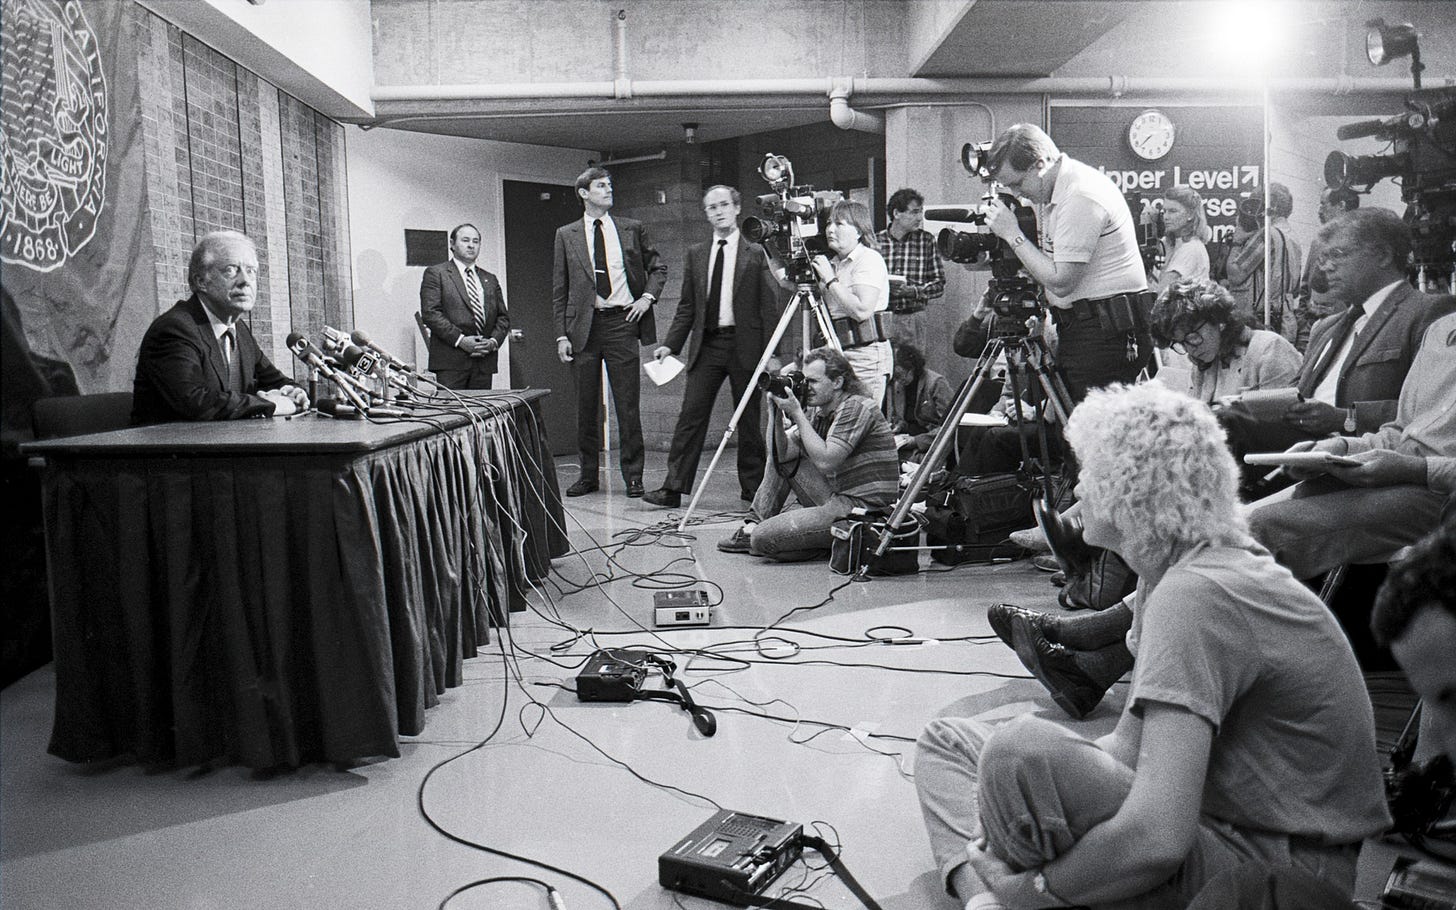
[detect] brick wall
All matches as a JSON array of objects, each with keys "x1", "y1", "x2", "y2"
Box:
[{"x1": 134, "y1": 5, "x2": 351, "y2": 380}]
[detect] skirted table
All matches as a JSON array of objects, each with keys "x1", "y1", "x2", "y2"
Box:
[{"x1": 25, "y1": 391, "x2": 567, "y2": 769}]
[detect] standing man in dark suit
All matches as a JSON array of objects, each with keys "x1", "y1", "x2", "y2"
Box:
[
  {"x1": 419, "y1": 223, "x2": 510, "y2": 390},
  {"x1": 132, "y1": 230, "x2": 308, "y2": 424},
  {"x1": 643, "y1": 185, "x2": 783, "y2": 507},
  {"x1": 552, "y1": 167, "x2": 668, "y2": 497}
]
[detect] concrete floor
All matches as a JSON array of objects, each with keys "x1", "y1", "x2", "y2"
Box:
[{"x1": 0, "y1": 459, "x2": 1414, "y2": 909}]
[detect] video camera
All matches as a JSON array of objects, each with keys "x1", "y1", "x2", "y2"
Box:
[
  {"x1": 932, "y1": 141, "x2": 1048, "y2": 334},
  {"x1": 1127, "y1": 194, "x2": 1166, "y2": 273},
  {"x1": 741, "y1": 153, "x2": 843, "y2": 286},
  {"x1": 756, "y1": 369, "x2": 808, "y2": 405},
  {"x1": 1324, "y1": 18, "x2": 1456, "y2": 285}
]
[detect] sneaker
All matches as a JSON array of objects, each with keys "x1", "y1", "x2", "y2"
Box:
[
  {"x1": 1009, "y1": 527, "x2": 1051, "y2": 553},
  {"x1": 717, "y1": 526, "x2": 753, "y2": 554}
]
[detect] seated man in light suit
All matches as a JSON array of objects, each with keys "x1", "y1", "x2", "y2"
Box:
[
  {"x1": 132, "y1": 230, "x2": 308, "y2": 425},
  {"x1": 420, "y1": 223, "x2": 511, "y2": 390}
]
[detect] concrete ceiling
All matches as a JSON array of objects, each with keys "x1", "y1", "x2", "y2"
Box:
[{"x1": 914, "y1": 0, "x2": 1136, "y2": 77}]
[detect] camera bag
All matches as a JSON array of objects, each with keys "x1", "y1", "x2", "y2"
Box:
[
  {"x1": 830, "y1": 513, "x2": 921, "y2": 576},
  {"x1": 923, "y1": 472, "x2": 1034, "y2": 565}
]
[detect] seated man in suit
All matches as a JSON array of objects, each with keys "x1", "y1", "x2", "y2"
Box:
[
  {"x1": 1247, "y1": 305, "x2": 1456, "y2": 580},
  {"x1": 419, "y1": 223, "x2": 511, "y2": 390},
  {"x1": 1220, "y1": 208, "x2": 1442, "y2": 480},
  {"x1": 132, "y1": 230, "x2": 308, "y2": 424}
]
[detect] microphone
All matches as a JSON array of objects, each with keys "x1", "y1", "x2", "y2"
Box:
[
  {"x1": 923, "y1": 205, "x2": 983, "y2": 223},
  {"x1": 351, "y1": 329, "x2": 416, "y2": 373},
  {"x1": 1335, "y1": 112, "x2": 1413, "y2": 140},
  {"x1": 320, "y1": 325, "x2": 351, "y2": 355},
  {"x1": 336, "y1": 343, "x2": 380, "y2": 380},
  {"x1": 287, "y1": 332, "x2": 370, "y2": 413}
]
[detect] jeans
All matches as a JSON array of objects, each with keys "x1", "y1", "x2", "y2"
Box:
[
  {"x1": 747, "y1": 450, "x2": 853, "y2": 561},
  {"x1": 915, "y1": 715, "x2": 1360, "y2": 909}
]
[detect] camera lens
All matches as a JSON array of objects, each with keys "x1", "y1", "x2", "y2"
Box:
[
  {"x1": 937, "y1": 228, "x2": 998, "y2": 264},
  {"x1": 741, "y1": 216, "x2": 775, "y2": 243}
]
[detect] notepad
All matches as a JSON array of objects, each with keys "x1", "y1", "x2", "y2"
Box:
[
  {"x1": 959, "y1": 412, "x2": 1010, "y2": 427},
  {"x1": 1243, "y1": 451, "x2": 1361, "y2": 469},
  {"x1": 643, "y1": 355, "x2": 685, "y2": 386}
]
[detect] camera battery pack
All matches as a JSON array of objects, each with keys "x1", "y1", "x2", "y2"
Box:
[{"x1": 653, "y1": 590, "x2": 711, "y2": 628}]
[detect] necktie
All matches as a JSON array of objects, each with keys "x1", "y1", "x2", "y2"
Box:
[
  {"x1": 463, "y1": 266, "x2": 487, "y2": 333},
  {"x1": 222, "y1": 328, "x2": 243, "y2": 393},
  {"x1": 707, "y1": 239, "x2": 727, "y2": 329},
  {"x1": 1302, "y1": 305, "x2": 1363, "y2": 396},
  {"x1": 593, "y1": 219, "x2": 613, "y2": 300}
]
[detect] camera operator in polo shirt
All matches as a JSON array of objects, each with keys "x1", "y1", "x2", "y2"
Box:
[{"x1": 981, "y1": 124, "x2": 1153, "y2": 403}]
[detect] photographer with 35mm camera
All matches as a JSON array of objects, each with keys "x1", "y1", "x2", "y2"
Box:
[
  {"x1": 979, "y1": 124, "x2": 1154, "y2": 404},
  {"x1": 718, "y1": 348, "x2": 899, "y2": 562}
]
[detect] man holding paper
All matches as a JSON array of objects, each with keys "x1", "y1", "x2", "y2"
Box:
[
  {"x1": 1246, "y1": 307, "x2": 1456, "y2": 579},
  {"x1": 644, "y1": 185, "x2": 783, "y2": 507}
]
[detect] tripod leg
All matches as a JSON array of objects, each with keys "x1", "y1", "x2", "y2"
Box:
[
  {"x1": 873, "y1": 338, "x2": 1005, "y2": 557},
  {"x1": 677, "y1": 289, "x2": 807, "y2": 532}
]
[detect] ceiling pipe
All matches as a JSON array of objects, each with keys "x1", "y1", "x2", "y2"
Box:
[
  {"x1": 829, "y1": 79, "x2": 885, "y2": 133},
  {"x1": 371, "y1": 74, "x2": 1435, "y2": 105},
  {"x1": 613, "y1": 9, "x2": 631, "y2": 100},
  {"x1": 596, "y1": 149, "x2": 668, "y2": 166}
]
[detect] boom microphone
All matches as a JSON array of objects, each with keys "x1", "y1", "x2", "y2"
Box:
[
  {"x1": 1335, "y1": 112, "x2": 1419, "y2": 140},
  {"x1": 351, "y1": 329, "x2": 415, "y2": 372},
  {"x1": 923, "y1": 205, "x2": 984, "y2": 223}
]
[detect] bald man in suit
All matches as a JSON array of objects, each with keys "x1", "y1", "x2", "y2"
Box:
[
  {"x1": 552, "y1": 166, "x2": 667, "y2": 497},
  {"x1": 420, "y1": 223, "x2": 510, "y2": 390}
]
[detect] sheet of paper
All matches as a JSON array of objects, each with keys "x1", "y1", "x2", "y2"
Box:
[
  {"x1": 959, "y1": 412, "x2": 1009, "y2": 427},
  {"x1": 643, "y1": 355, "x2": 685, "y2": 386},
  {"x1": 1243, "y1": 451, "x2": 1361, "y2": 468}
]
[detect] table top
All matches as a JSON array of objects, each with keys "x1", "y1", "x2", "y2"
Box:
[{"x1": 23, "y1": 389, "x2": 549, "y2": 457}]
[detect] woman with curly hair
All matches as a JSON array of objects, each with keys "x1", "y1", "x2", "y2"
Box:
[
  {"x1": 916, "y1": 383, "x2": 1389, "y2": 910},
  {"x1": 1149, "y1": 184, "x2": 1211, "y2": 293},
  {"x1": 1150, "y1": 278, "x2": 1301, "y2": 404}
]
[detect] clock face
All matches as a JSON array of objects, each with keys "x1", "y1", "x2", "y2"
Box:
[{"x1": 1129, "y1": 110, "x2": 1175, "y2": 160}]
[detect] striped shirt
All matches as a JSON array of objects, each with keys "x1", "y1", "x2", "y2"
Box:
[{"x1": 814, "y1": 393, "x2": 899, "y2": 510}]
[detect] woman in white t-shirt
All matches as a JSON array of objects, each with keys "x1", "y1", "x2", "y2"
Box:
[
  {"x1": 1150, "y1": 184, "x2": 1211, "y2": 293},
  {"x1": 808, "y1": 200, "x2": 892, "y2": 405}
]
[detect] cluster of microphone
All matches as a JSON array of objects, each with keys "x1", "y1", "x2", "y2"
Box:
[{"x1": 285, "y1": 327, "x2": 420, "y2": 418}]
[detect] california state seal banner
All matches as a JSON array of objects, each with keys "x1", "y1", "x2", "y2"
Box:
[{"x1": 1, "y1": 0, "x2": 149, "y2": 394}]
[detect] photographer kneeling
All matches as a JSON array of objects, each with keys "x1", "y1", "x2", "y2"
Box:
[
  {"x1": 916, "y1": 383, "x2": 1389, "y2": 910},
  {"x1": 718, "y1": 348, "x2": 898, "y2": 562}
]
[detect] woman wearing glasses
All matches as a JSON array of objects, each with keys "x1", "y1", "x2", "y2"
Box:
[{"x1": 1150, "y1": 279, "x2": 1301, "y2": 405}]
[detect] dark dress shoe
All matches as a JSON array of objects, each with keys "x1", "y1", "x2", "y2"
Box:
[
  {"x1": 987, "y1": 602, "x2": 1057, "y2": 649},
  {"x1": 626, "y1": 479, "x2": 645, "y2": 498},
  {"x1": 1009, "y1": 615, "x2": 1131, "y2": 720},
  {"x1": 565, "y1": 477, "x2": 599, "y2": 497},
  {"x1": 1034, "y1": 500, "x2": 1093, "y2": 577},
  {"x1": 642, "y1": 488, "x2": 681, "y2": 507}
]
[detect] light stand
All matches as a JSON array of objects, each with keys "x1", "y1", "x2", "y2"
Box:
[
  {"x1": 872, "y1": 316, "x2": 1074, "y2": 558},
  {"x1": 676, "y1": 280, "x2": 840, "y2": 532}
]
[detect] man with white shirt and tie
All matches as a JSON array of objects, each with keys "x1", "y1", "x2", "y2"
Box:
[
  {"x1": 552, "y1": 167, "x2": 668, "y2": 498},
  {"x1": 644, "y1": 185, "x2": 783, "y2": 507},
  {"x1": 420, "y1": 223, "x2": 511, "y2": 390},
  {"x1": 132, "y1": 230, "x2": 308, "y2": 424},
  {"x1": 1220, "y1": 209, "x2": 1443, "y2": 470}
]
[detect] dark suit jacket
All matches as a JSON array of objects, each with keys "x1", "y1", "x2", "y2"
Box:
[
  {"x1": 420, "y1": 260, "x2": 510, "y2": 374},
  {"x1": 1295, "y1": 281, "x2": 1449, "y2": 432},
  {"x1": 662, "y1": 235, "x2": 782, "y2": 371},
  {"x1": 131, "y1": 295, "x2": 291, "y2": 424},
  {"x1": 552, "y1": 215, "x2": 667, "y2": 351}
]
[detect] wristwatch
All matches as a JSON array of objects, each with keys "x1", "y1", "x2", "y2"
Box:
[
  {"x1": 1032, "y1": 870, "x2": 1066, "y2": 906},
  {"x1": 1011, "y1": 235, "x2": 1027, "y2": 249},
  {"x1": 1343, "y1": 408, "x2": 1357, "y2": 434}
]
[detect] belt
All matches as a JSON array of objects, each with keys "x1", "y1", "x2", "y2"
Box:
[
  {"x1": 828, "y1": 312, "x2": 891, "y2": 350},
  {"x1": 1061, "y1": 292, "x2": 1153, "y2": 332},
  {"x1": 594, "y1": 304, "x2": 632, "y2": 314}
]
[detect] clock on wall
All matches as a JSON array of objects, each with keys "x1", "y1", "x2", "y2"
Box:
[{"x1": 1128, "y1": 109, "x2": 1176, "y2": 160}]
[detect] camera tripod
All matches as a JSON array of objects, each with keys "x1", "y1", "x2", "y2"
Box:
[
  {"x1": 676, "y1": 279, "x2": 842, "y2": 532},
  {"x1": 873, "y1": 317, "x2": 1075, "y2": 558}
]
